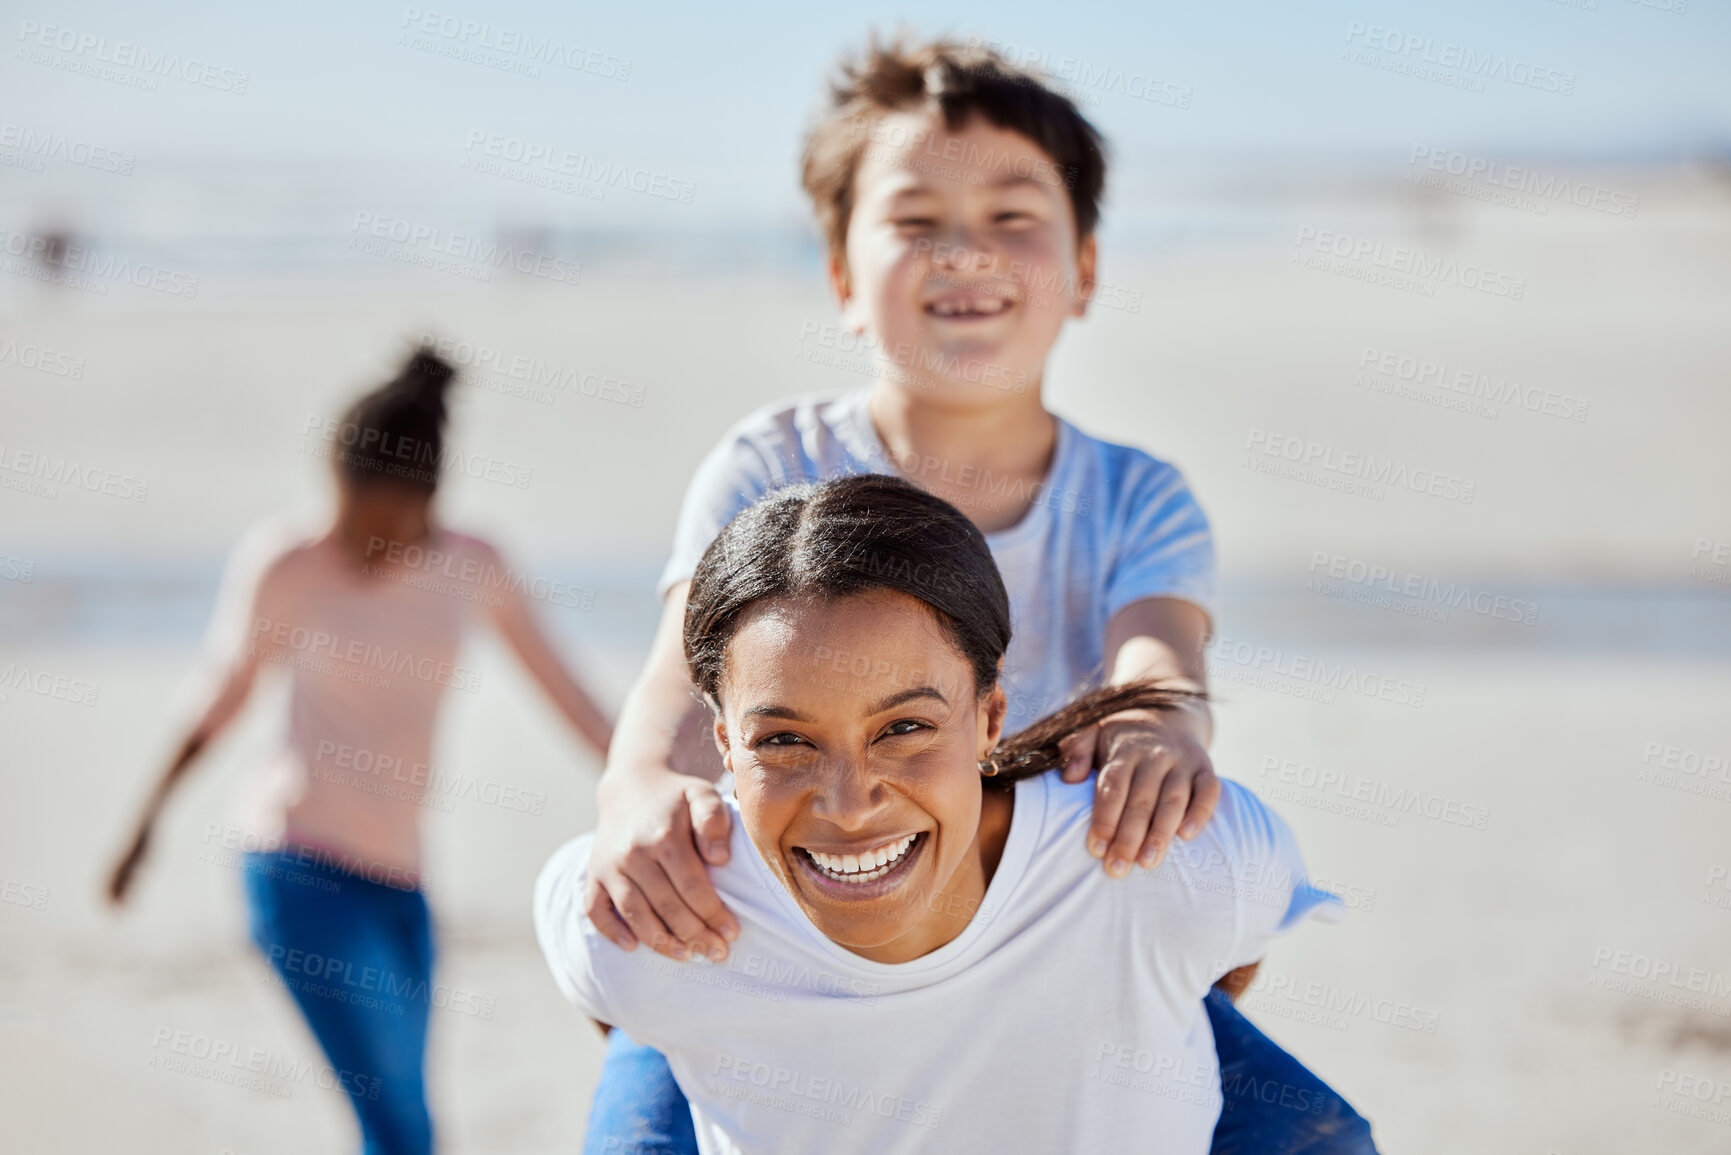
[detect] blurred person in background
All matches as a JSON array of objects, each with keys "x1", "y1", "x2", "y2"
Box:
[{"x1": 105, "y1": 346, "x2": 613, "y2": 1155}]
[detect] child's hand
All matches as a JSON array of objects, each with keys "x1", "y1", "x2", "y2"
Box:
[
  {"x1": 1057, "y1": 708, "x2": 1219, "y2": 877},
  {"x1": 583, "y1": 766, "x2": 740, "y2": 963},
  {"x1": 106, "y1": 822, "x2": 153, "y2": 906}
]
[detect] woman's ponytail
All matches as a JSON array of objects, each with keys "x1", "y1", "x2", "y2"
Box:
[{"x1": 981, "y1": 682, "x2": 1204, "y2": 784}]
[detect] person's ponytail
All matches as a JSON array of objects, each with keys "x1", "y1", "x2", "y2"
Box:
[
  {"x1": 389, "y1": 347, "x2": 456, "y2": 422},
  {"x1": 332, "y1": 344, "x2": 458, "y2": 493},
  {"x1": 981, "y1": 681, "x2": 1204, "y2": 784}
]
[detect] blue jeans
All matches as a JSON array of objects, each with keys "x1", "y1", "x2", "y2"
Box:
[
  {"x1": 584, "y1": 989, "x2": 1375, "y2": 1153},
  {"x1": 1204, "y1": 988, "x2": 1377, "y2": 1154},
  {"x1": 244, "y1": 849, "x2": 436, "y2": 1155}
]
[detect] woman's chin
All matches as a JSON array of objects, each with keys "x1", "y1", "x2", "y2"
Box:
[{"x1": 801, "y1": 905, "x2": 921, "y2": 954}]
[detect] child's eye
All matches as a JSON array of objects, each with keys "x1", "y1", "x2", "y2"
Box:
[
  {"x1": 894, "y1": 217, "x2": 938, "y2": 230},
  {"x1": 995, "y1": 211, "x2": 1035, "y2": 226}
]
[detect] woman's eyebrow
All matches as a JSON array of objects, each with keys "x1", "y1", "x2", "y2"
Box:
[
  {"x1": 866, "y1": 686, "x2": 948, "y2": 714},
  {"x1": 743, "y1": 703, "x2": 808, "y2": 721}
]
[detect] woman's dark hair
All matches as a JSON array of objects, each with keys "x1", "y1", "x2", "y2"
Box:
[
  {"x1": 683, "y1": 474, "x2": 1199, "y2": 785},
  {"x1": 332, "y1": 346, "x2": 457, "y2": 494}
]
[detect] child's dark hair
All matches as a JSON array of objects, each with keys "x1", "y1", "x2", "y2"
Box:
[
  {"x1": 333, "y1": 347, "x2": 457, "y2": 494},
  {"x1": 801, "y1": 34, "x2": 1108, "y2": 266},
  {"x1": 683, "y1": 474, "x2": 1197, "y2": 785}
]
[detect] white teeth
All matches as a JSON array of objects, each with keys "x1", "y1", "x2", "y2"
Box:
[
  {"x1": 806, "y1": 835, "x2": 917, "y2": 883},
  {"x1": 928, "y1": 298, "x2": 1007, "y2": 317}
]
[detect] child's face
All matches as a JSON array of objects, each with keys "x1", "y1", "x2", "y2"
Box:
[
  {"x1": 714, "y1": 588, "x2": 1006, "y2": 963},
  {"x1": 834, "y1": 109, "x2": 1097, "y2": 404}
]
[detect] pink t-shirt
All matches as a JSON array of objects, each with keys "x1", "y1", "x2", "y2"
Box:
[{"x1": 190, "y1": 518, "x2": 520, "y2": 886}]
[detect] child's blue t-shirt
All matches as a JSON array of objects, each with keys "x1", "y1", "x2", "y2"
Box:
[{"x1": 659, "y1": 390, "x2": 1216, "y2": 732}]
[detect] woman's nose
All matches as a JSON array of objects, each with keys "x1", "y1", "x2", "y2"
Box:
[{"x1": 810, "y1": 755, "x2": 889, "y2": 829}]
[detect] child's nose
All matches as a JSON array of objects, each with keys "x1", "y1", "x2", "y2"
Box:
[{"x1": 931, "y1": 228, "x2": 996, "y2": 273}]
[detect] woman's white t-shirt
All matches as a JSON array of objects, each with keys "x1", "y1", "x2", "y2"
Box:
[{"x1": 535, "y1": 776, "x2": 1338, "y2": 1155}]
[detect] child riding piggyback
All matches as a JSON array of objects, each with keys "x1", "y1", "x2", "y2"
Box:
[{"x1": 579, "y1": 34, "x2": 1377, "y2": 1155}]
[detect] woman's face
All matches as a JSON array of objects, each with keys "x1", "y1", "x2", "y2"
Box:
[{"x1": 714, "y1": 588, "x2": 1006, "y2": 964}]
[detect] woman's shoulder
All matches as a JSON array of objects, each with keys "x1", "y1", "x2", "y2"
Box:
[
  {"x1": 534, "y1": 834, "x2": 594, "y2": 926},
  {"x1": 1025, "y1": 773, "x2": 1286, "y2": 892}
]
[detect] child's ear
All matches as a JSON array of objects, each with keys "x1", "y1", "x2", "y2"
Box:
[
  {"x1": 829, "y1": 254, "x2": 865, "y2": 333},
  {"x1": 1070, "y1": 233, "x2": 1098, "y2": 318}
]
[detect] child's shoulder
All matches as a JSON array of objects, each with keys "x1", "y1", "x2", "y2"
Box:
[
  {"x1": 227, "y1": 514, "x2": 326, "y2": 587},
  {"x1": 1057, "y1": 413, "x2": 1189, "y2": 487},
  {"x1": 700, "y1": 390, "x2": 874, "y2": 487},
  {"x1": 717, "y1": 390, "x2": 864, "y2": 445},
  {"x1": 1052, "y1": 414, "x2": 1205, "y2": 525}
]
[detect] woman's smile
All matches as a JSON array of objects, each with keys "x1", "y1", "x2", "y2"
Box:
[{"x1": 791, "y1": 831, "x2": 928, "y2": 901}]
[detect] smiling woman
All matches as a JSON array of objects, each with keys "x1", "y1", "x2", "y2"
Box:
[{"x1": 535, "y1": 474, "x2": 1358, "y2": 1153}]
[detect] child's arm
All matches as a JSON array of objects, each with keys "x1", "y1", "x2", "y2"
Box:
[
  {"x1": 1058, "y1": 596, "x2": 1219, "y2": 877},
  {"x1": 107, "y1": 709, "x2": 241, "y2": 903},
  {"x1": 1215, "y1": 961, "x2": 1261, "y2": 1002},
  {"x1": 581, "y1": 581, "x2": 740, "y2": 962},
  {"x1": 108, "y1": 537, "x2": 273, "y2": 904}
]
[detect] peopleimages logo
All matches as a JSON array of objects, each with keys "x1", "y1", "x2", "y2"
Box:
[
  {"x1": 1255, "y1": 755, "x2": 1490, "y2": 831},
  {"x1": 417, "y1": 333, "x2": 646, "y2": 409},
  {"x1": 0, "y1": 336, "x2": 86, "y2": 379},
  {"x1": 1243, "y1": 429, "x2": 1477, "y2": 505},
  {"x1": 1342, "y1": 21, "x2": 1576, "y2": 95},
  {"x1": 1306, "y1": 550, "x2": 1539, "y2": 627},
  {"x1": 1207, "y1": 635, "x2": 1427, "y2": 709},
  {"x1": 398, "y1": 8, "x2": 632, "y2": 81},
  {"x1": 462, "y1": 131, "x2": 695, "y2": 203},
  {"x1": 250, "y1": 615, "x2": 485, "y2": 694},
  {"x1": 1294, "y1": 226, "x2": 1526, "y2": 301},
  {"x1": 1356, "y1": 346, "x2": 1589, "y2": 423},
  {"x1": 709, "y1": 1054, "x2": 945, "y2": 1130},
  {"x1": 347, "y1": 211, "x2": 580, "y2": 288},
  {"x1": 0, "y1": 443, "x2": 150, "y2": 502},
  {"x1": 0, "y1": 662, "x2": 100, "y2": 707},
  {"x1": 0, "y1": 121, "x2": 135, "y2": 174},
  {"x1": 1407, "y1": 146, "x2": 1638, "y2": 219},
  {"x1": 0, "y1": 228, "x2": 199, "y2": 298},
  {"x1": 14, "y1": 20, "x2": 251, "y2": 93}
]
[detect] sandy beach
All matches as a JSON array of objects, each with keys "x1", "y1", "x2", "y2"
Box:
[{"x1": 4, "y1": 166, "x2": 1731, "y2": 1152}]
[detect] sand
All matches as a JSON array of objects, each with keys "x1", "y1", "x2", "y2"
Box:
[{"x1": 3, "y1": 169, "x2": 1730, "y2": 1152}]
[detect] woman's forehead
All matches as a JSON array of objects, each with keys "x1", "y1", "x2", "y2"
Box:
[{"x1": 721, "y1": 591, "x2": 973, "y2": 705}]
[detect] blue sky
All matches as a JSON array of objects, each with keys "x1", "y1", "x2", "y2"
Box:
[{"x1": 3, "y1": 0, "x2": 1725, "y2": 232}]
